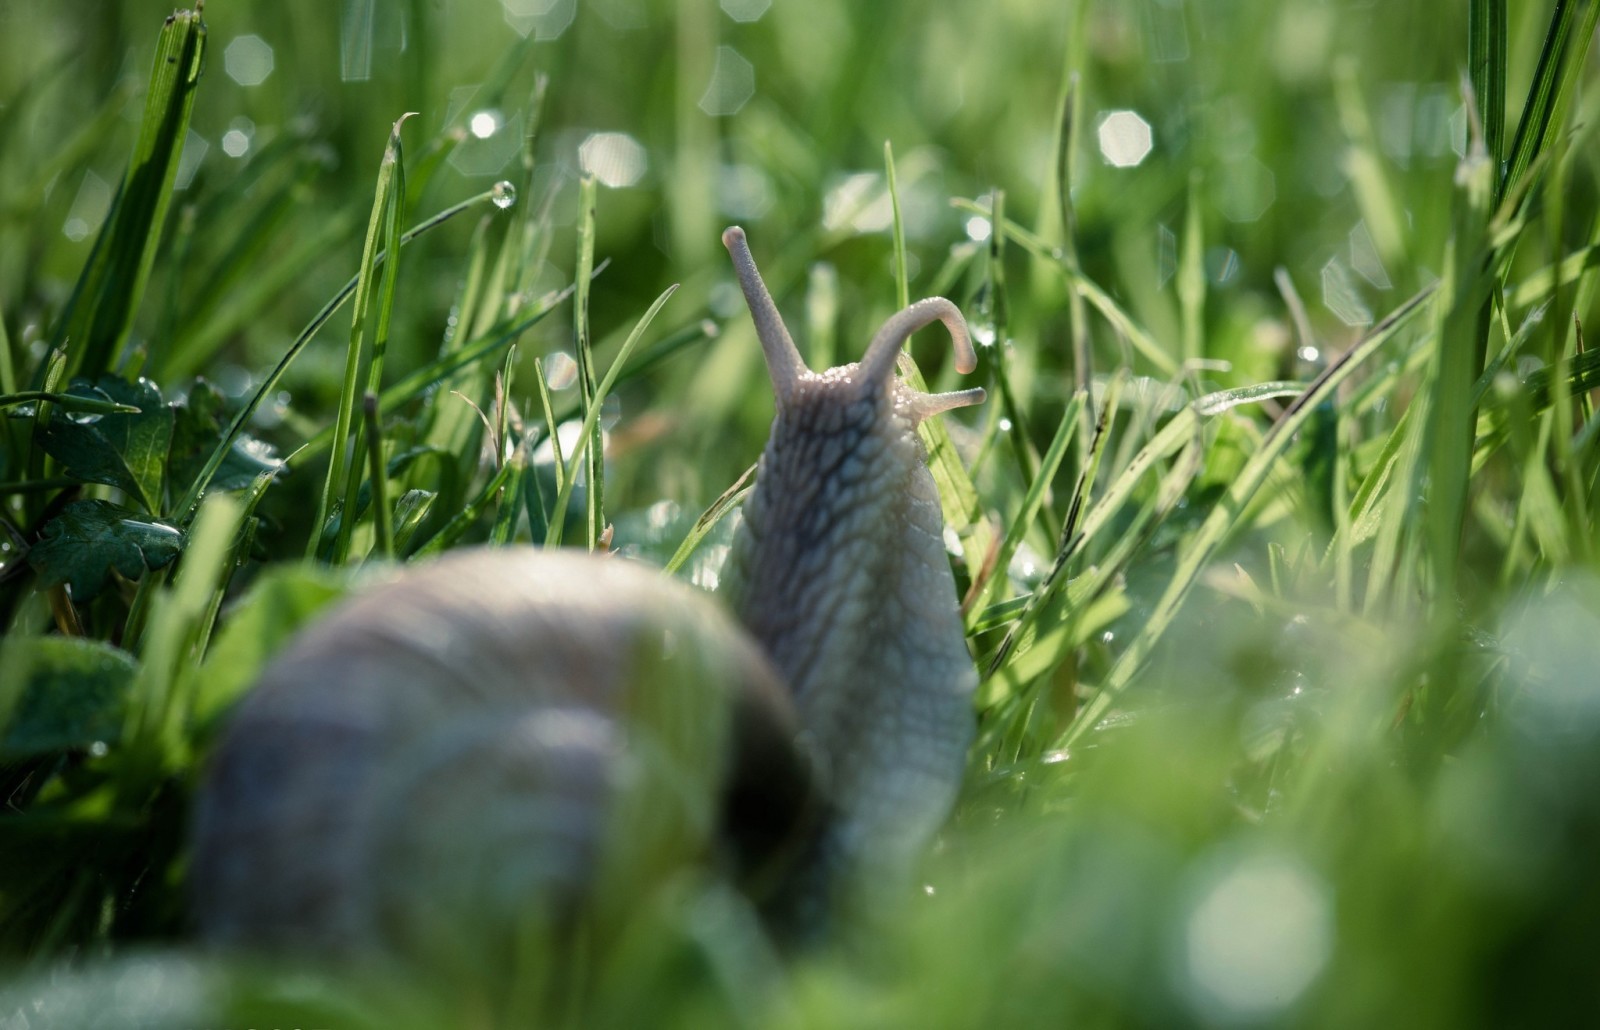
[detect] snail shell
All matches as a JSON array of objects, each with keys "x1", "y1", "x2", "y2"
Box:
[{"x1": 190, "y1": 549, "x2": 818, "y2": 959}]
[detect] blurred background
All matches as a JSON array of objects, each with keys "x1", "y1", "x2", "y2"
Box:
[{"x1": 6, "y1": 0, "x2": 1560, "y2": 515}]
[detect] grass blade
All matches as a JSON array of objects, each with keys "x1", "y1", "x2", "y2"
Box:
[
  {"x1": 545, "y1": 284, "x2": 680, "y2": 548},
  {"x1": 1502, "y1": 0, "x2": 1600, "y2": 211},
  {"x1": 50, "y1": 8, "x2": 205, "y2": 381},
  {"x1": 1469, "y1": 0, "x2": 1508, "y2": 199}
]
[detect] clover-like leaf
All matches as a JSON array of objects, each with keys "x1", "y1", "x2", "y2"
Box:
[
  {"x1": 168, "y1": 378, "x2": 284, "y2": 495},
  {"x1": 28, "y1": 499, "x2": 184, "y2": 601},
  {"x1": 36, "y1": 377, "x2": 173, "y2": 513},
  {"x1": 1, "y1": 637, "x2": 137, "y2": 758}
]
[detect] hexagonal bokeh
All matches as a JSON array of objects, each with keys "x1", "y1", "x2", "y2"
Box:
[
  {"x1": 699, "y1": 46, "x2": 755, "y2": 117},
  {"x1": 1216, "y1": 156, "x2": 1276, "y2": 223},
  {"x1": 720, "y1": 0, "x2": 771, "y2": 22},
  {"x1": 1097, "y1": 110, "x2": 1153, "y2": 168},
  {"x1": 501, "y1": 0, "x2": 576, "y2": 40},
  {"x1": 224, "y1": 34, "x2": 274, "y2": 87},
  {"x1": 579, "y1": 132, "x2": 648, "y2": 188},
  {"x1": 1321, "y1": 258, "x2": 1373, "y2": 327},
  {"x1": 448, "y1": 110, "x2": 523, "y2": 177}
]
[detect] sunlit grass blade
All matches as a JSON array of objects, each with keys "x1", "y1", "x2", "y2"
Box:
[
  {"x1": 1502, "y1": 0, "x2": 1600, "y2": 211},
  {"x1": 963, "y1": 391, "x2": 1084, "y2": 626},
  {"x1": 885, "y1": 140, "x2": 910, "y2": 311},
  {"x1": 318, "y1": 115, "x2": 412, "y2": 564},
  {"x1": 47, "y1": 7, "x2": 205, "y2": 381},
  {"x1": 1469, "y1": 0, "x2": 1508, "y2": 199},
  {"x1": 1420, "y1": 120, "x2": 1494, "y2": 602},
  {"x1": 572, "y1": 174, "x2": 603, "y2": 548},
  {"x1": 957, "y1": 198, "x2": 1179, "y2": 375},
  {"x1": 664, "y1": 464, "x2": 757, "y2": 577},
  {"x1": 170, "y1": 183, "x2": 508, "y2": 524}
]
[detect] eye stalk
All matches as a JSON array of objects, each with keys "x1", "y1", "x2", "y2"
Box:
[
  {"x1": 723, "y1": 226, "x2": 808, "y2": 408},
  {"x1": 721, "y1": 225, "x2": 986, "y2": 418}
]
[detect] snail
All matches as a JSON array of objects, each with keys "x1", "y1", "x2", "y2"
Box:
[{"x1": 189, "y1": 227, "x2": 985, "y2": 967}]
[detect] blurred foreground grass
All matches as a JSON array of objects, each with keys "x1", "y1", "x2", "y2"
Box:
[{"x1": 3, "y1": 0, "x2": 1600, "y2": 1026}]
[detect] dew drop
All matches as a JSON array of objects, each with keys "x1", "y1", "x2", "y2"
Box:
[{"x1": 492, "y1": 181, "x2": 518, "y2": 209}]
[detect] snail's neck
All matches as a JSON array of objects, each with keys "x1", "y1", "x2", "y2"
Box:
[{"x1": 721, "y1": 387, "x2": 976, "y2": 898}]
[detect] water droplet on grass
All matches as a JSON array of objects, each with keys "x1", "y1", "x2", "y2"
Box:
[{"x1": 492, "y1": 181, "x2": 517, "y2": 209}]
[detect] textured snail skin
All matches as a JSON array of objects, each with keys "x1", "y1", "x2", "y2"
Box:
[
  {"x1": 717, "y1": 228, "x2": 985, "y2": 927},
  {"x1": 190, "y1": 227, "x2": 983, "y2": 958}
]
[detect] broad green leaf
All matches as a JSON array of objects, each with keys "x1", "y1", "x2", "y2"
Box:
[
  {"x1": 36, "y1": 377, "x2": 172, "y2": 512},
  {"x1": 28, "y1": 499, "x2": 184, "y2": 600},
  {"x1": 0, "y1": 637, "x2": 136, "y2": 758}
]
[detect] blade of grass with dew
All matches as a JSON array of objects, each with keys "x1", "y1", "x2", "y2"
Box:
[
  {"x1": 956, "y1": 198, "x2": 1181, "y2": 377},
  {"x1": 982, "y1": 373, "x2": 1125, "y2": 683},
  {"x1": 170, "y1": 183, "x2": 508, "y2": 523},
  {"x1": 963, "y1": 391, "x2": 1084, "y2": 628},
  {"x1": 975, "y1": 189, "x2": 1056, "y2": 533},
  {"x1": 47, "y1": 7, "x2": 205, "y2": 381},
  {"x1": 406, "y1": 213, "x2": 497, "y2": 516},
  {"x1": 410, "y1": 457, "x2": 517, "y2": 559},
  {"x1": 322, "y1": 114, "x2": 412, "y2": 564},
  {"x1": 545, "y1": 284, "x2": 679, "y2": 548},
  {"x1": 1063, "y1": 286, "x2": 1435, "y2": 748},
  {"x1": 0, "y1": 391, "x2": 143, "y2": 415}
]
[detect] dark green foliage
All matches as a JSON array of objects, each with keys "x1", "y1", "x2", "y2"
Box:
[
  {"x1": 1, "y1": 637, "x2": 135, "y2": 757},
  {"x1": 27, "y1": 499, "x2": 183, "y2": 600},
  {"x1": 37, "y1": 377, "x2": 171, "y2": 513}
]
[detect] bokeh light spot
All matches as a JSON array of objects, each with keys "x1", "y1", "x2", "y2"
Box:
[
  {"x1": 470, "y1": 110, "x2": 504, "y2": 140},
  {"x1": 1321, "y1": 258, "x2": 1373, "y2": 326},
  {"x1": 579, "y1": 132, "x2": 648, "y2": 188},
  {"x1": 1179, "y1": 850, "x2": 1334, "y2": 1022},
  {"x1": 720, "y1": 0, "x2": 771, "y2": 22},
  {"x1": 1097, "y1": 110, "x2": 1153, "y2": 167},
  {"x1": 449, "y1": 111, "x2": 523, "y2": 178},
  {"x1": 224, "y1": 34, "x2": 275, "y2": 87},
  {"x1": 1217, "y1": 156, "x2": 1276, "y2": 223},
  {"x1": 501, "y1": 0, "x2": 576, "y2": 39},
  {"x1": 62, "y1": 170, "x2": 112, "y2": 242},
  {"x1": 699, "y1": 46, "x2": 755, "y2": 117}
]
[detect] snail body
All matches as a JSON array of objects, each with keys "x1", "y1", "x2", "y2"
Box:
[{"x1": 190, "y1": 227, "x2": 984, "y2": 959}]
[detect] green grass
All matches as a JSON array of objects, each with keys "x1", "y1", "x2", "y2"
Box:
[{"x1": 3, "y1": 0, "x2": 1600, "y2": 1025}]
